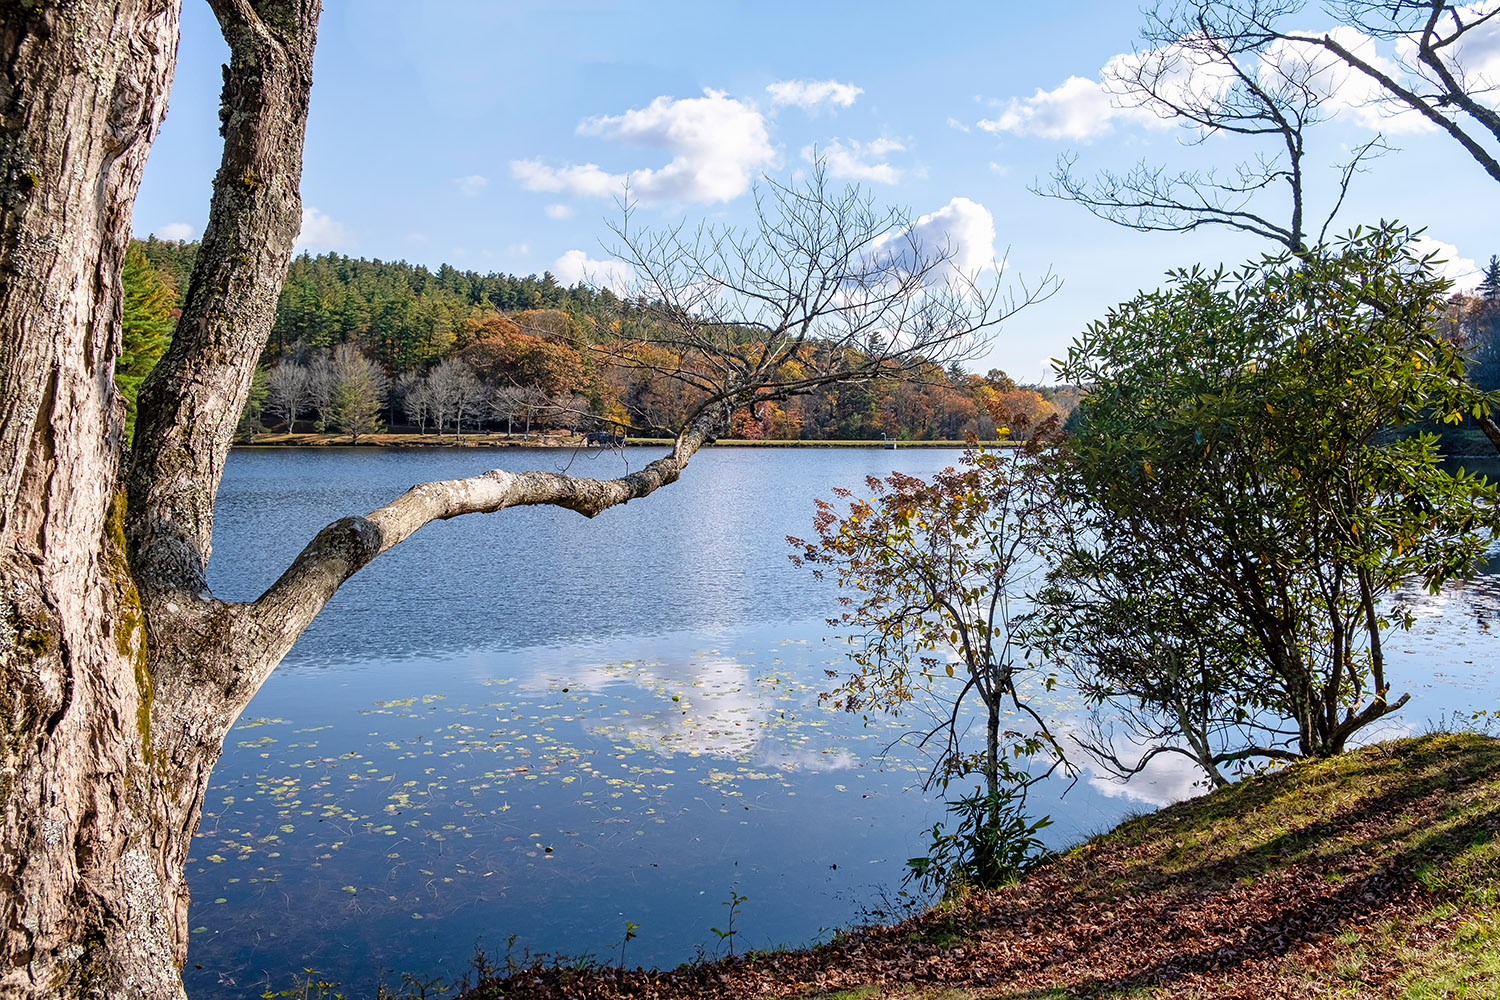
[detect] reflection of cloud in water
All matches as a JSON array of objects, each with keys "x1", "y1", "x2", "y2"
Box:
[
  {"x1": 529, "y1": 655, "x2": 774, "y2": 761},
  {"x1": 1352, "y1": 715, "x2": 1416, "y2": 745},
  {"x1": 1085, "y1": 751, "x2": 1209, "y2": 809},
  {"x1": 757, "y1": 746, "x2": 858, "y2": 772}
]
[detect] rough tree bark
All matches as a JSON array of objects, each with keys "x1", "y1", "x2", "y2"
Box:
[
  {"x1": 1, "y1": 3, "x2": 184, "y2": 996},
  {"x1": 0, "y1": 4, "x2": 1025, "y2": 997}
]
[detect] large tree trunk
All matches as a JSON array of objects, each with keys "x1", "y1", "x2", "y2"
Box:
[
  {"x1": 0, "y1": 1, "x2": 324, "y2": 995},
  {"x1": 0, "y1": 3, "x2": 183, "y2": 996}
]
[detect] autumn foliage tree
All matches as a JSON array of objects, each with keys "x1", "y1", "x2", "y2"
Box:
[
  {"x1": 462, "y1": 316, "x2": 590, "y2": 399},
  {"x1": 790, "y1": 438, "x2": 1067, "y2": 888}
]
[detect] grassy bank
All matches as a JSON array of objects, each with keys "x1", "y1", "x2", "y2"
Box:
[
  {"x1": 235, "y1": 432, "x2": 1014, "y2": 450},
  {"x1": 442, "y1": 732, "x2": 1500, "y2": 1000}
]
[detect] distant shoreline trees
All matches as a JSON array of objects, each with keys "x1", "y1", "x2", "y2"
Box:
[{"x1": 133, "y1": 238, "x2": 1072, "y2": 442}]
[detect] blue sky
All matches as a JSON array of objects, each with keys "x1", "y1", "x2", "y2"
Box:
[{"x1": 132, "y1": 0, "x2": 1500, "y2": 382}]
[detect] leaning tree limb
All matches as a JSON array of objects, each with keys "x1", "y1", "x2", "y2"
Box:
[{"x1": 127, "y1": 0, "x2": 320, "y2": 595}]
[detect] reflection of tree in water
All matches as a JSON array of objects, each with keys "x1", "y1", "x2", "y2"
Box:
[{"x1": 1398, "y1": 549, "x2": 1500, "y2": 623}]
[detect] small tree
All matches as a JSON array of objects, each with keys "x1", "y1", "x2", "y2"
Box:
[
  {"x1": 395, "y1": 371, "x2": 430, "y2": 432},
  {"x1": 1481, "y1": 255, "x2": 1500, "y2": 302},
  {"x1": 488, "y1": 384, "x2": 526, "y2": 436},
  {"x1": 326, "y1": 344, "x2": 387, "y2": 444},
  {"x1": 516, "y1": 385, "x2": 551, "y2": 437},
  {"x1": 425, "y1": 357, "x2": 467, "y2": 435},
  {"x1": 263, "y1": 362, "x2": 311, "y2": 433},
  {"x1": 1045, "y1": 225, "x2": 1499, "y2": 780},
  {"x1": 306, "y1": 351, "x2": 336, "y2": 430},
  {"x1": 448, "y1": 361, "x2": 484, "y2": 439},
  {"x1": 790, "y1": 439, "x2": 1067, "y2": 889}
]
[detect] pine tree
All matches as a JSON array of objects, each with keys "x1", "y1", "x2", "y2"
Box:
[
  {"x1": 117, "y1": 243, "x2": 175, "y2": 440},
  {"x1": 1479, "y1": 255, "x2": 1500, "y2": 301}
]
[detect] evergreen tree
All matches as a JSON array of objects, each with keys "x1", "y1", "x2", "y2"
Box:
[
  {"x1": 1480, "y1": 255, "x2": 1500, "y2": 302},
  {"x1": 326, "y1": 344, "x2": 387, "y2": 443},
  {"x1": 116, "y1": 243, "x2": 175, "y2": 440}
]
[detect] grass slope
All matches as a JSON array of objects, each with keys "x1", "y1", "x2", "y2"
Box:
[{"x1": 454, "y1": 733, "x2": 1500, "y2": 1000}]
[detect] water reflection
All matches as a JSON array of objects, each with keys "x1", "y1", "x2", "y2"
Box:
[{"x1": 188, "y1": 447, "x2": 1499, "y2": 998}]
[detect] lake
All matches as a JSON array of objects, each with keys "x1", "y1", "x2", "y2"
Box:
[{"x1": 186, "y1": 446, "x2": 1500, "y2": 998}]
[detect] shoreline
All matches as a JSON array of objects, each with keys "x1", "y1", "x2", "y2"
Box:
[
  {"x1": 438, "y1": 733, "x2": 1500, "y2": 1000},
  {"x1": 233, "y1": 432, "x2": 1019, "y2": 450}
]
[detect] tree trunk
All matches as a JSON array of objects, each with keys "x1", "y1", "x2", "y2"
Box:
[
  {"x1": 1, "y1": 2, "x2": 324, "y2": 995},
  {"x1": 0, "y1": 3, "x2": 184, "y2": 996},
  {"x1": 981, "y1": 695, "x2": 1001, "y2": 882}
]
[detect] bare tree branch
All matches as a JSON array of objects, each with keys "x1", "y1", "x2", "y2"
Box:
[
  {"x1": 595, "y1": 164, "x2": 1058, "y2": 436},
  {"x1": 231, "y1": 415, "x2": 718, "y2": 696},
  {"x1": 127, "y1": 0, "x2": 321, "y2": 593},
  {"x1": 1039, "y1": 0, "x2": 1494, "y2": 252}
]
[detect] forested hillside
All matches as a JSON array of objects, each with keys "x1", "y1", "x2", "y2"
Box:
[{"x1": 130, "y1": 237, "x2": 1068, "y2": 441}]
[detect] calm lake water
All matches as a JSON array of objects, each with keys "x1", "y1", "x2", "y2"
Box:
[{"x1": 186, "y1": 447, "x2": 1500, "y2": 998}]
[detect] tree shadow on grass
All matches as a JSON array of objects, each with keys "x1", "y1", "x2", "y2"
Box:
[
  {"x1": 1054, "y1": 802, "x2": 1500, "y2": 997},
  {"x1": 1059, "y1": 737, "x2": 1500, "y2": 902}
]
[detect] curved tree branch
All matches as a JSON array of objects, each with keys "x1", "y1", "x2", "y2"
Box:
[
  {"x1": 1282, "y1": 24, "x2": 1500, "y2": 185},
  {"x1": 235, "y1": 414, "x2": 721, "y2": 690}
]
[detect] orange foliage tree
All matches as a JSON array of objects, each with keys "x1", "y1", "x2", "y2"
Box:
[{"x1": 462, "y1": 316, "x2": 589, "y2": 398}]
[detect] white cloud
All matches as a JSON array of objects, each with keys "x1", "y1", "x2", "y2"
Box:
[
  {"x1": 907, "y1": 196, "x2": 998, "y2": 276},
  {"x1": 544, "y1": 203, "x2": 574, "y2": 220},
  {"x1": 870, "y1": 197, "x2": 999, "y2": 291},
  {"x1": 985, "y1": 37, "x2": 1236, "y2": 142},
  {"x1": 803, "y1": 137, "x2": 906, "y2": 185},
  {"x1": 1410, "y1": 234, "x2": 1480, "y2": 288},
  {"x1": 295, "y1": 206, "x2": 356, "y2": 251},
  {"x1": 552, "y1": 249, "x2": 634, "y2": 294},
  {"x1": 1086, "y1": 754, "x2": 1209, "y2": 807},
  {"x1": 511, "y1": 159, "x2": 624, "y2": 198},
  {"x1": 980, "y1": 75, "x2": 1145, "y2": 141},
  {"x1": 454, "y1": 174, "x2": 489, "y2": 197},
  {"x1": 512, "y1": 89, "x2": 775, "y2": 204},
  {"x1": 506, "y1": 243, "x2": 529, "y2": 256},
  {"x1": 155, "y1": 222, "x2": 196, "y2": 241},
  {"x1": 581, "y1": 89, "x2": 776, "y2": 202},
  {"x1": 766, "y1": 79, "x2": 863, "y2": 109},
  {"x1": 946, "y1": 116, "x2": 971, "y2": 132},
  {"x1": 986, "y1": 24, "x2": 1443, "y2": 142}
]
